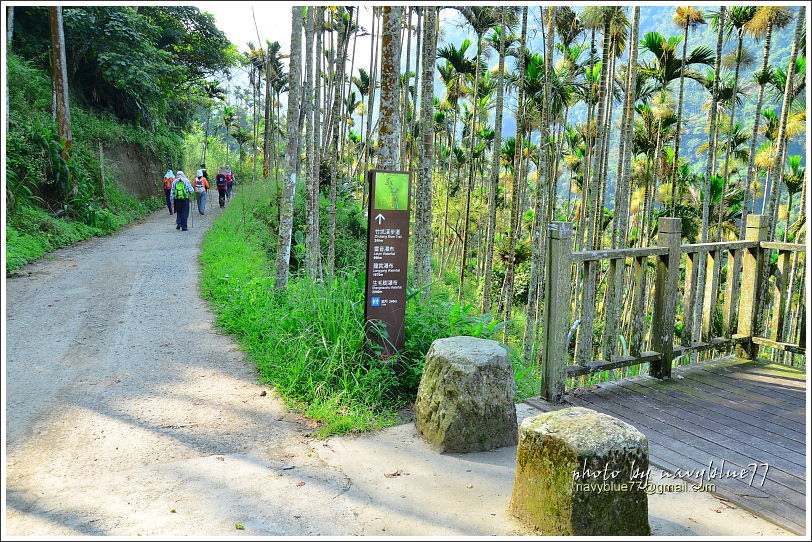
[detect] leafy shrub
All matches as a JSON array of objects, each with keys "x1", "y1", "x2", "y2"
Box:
[{"x1": 200, "y1": 183, "x2": 511, "y2": 436}]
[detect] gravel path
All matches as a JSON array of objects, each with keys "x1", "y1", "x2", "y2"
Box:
[
  {"x1": 4, "y1": 198, "x2": 791, "y2": 537},
  {"x1": 4, "y1": 203, "x2": 360, "y2": 536}
]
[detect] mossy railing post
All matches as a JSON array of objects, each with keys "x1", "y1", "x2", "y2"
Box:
[
  {"x1": 650, "y1": 218, "x2": 681, "y2": 379},
  {"x1": 736, "y1": 214, "x2": 768, "y2": 359},
  {"x1": 541, "y1": 221, "x2": 573, "y2": 403}
]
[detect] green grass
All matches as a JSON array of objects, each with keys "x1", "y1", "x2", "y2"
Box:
[{"x1": 200, "y1": 182, "x2": 523, "y2": 436}]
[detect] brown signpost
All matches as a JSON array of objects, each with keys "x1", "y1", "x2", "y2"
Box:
[{"x1": 364, "y1": 169, "x2": 411, "y2": 357}]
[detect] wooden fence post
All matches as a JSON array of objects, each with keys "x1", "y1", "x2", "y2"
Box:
[
  {"x1": 541, "y1": 221, "x2": 573, "y2": 403},
  {"x1": 650, "y1": 218, "x2": 681, "y2": 379},
  {"x1": 736, "y1": 214, "x2": 768, "y2": 359}
]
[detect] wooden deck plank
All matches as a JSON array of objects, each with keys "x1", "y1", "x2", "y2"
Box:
[
  {"x1": 678, "y1": 369, "x2": 805, "y2": 415},
  {"x1": 615, "y1": 379, "x2": 806, "y2": 465},
  {"x1": 735, "y1": 363, "x2": 806, "y2": 382},
  {"x1": 580, "y1": 379, "x2": 805, "y2": 471},
  {"x1": 632, "y1": 370, "x2": 805, "y2": 436},
  {"x1": 571, "y1": 390, "x2": 804, "y2": 497},
  {"x1": 524, "y1": 356, "x2": 808, "y2": 535},
  {"x1": 626, "y1": 376, "x2": 805, "y2": 444},
  {"x1": 698, "y1": 362, "x2": 807, "y2": 395},
  {"x1": 672, "y1": 373, "x2": 806, "y2": 425}
]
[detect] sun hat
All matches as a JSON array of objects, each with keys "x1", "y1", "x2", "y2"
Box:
[{"x1": 164, "y1": 170, "x2": 174, "y2": 179}]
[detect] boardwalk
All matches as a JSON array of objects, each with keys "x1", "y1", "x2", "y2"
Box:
[{"x1": 526, "y1": 356, "x2": 806, "y2": 535}]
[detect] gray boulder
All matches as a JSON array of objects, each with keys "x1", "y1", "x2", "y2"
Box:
[
  {"x1": 415, "y1": 336, "x2": 517, "y2": 453},
  {"x1": 509, "y1": 407, "x2": 650, "y2": 535}
]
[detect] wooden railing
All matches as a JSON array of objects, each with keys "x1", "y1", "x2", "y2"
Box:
[{"x1": 540, "y1": 214, "x2": 806, "y2": 403}]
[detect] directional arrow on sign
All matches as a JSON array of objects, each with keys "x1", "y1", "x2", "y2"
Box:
[{"x1": 375, "y1": 213, "x2": 386, "y2": 225}]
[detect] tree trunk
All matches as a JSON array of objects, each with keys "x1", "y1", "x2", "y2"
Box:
[
  {"x1": 377, "y1": 7, "x2": 403, "y2": 170},
  {"x1": 400, "y1": 8, "x2": 413, "y2": 170},
  {"x1": 263, "y1": 48, "x2": 272, "y2": 178},
  {"x1": 49, "y1": 7, "x2": 72, "y2": 143},
  {"x1": 763, "y1": 6, "x2": 804, "y2": 237},
  {"x1": 604, "y1": 6, "x2": 640, "y2": 360},
  {"x1": 414, "y1": 7, "x2": 438, "y2": 293},
  {"x1": 304, "y1": 7, "x2": 320, "y2": 280},
  {"x1": 501, "y1": 6, "x2": 528, "y2": 325},
  {"x1": 274, "y1": 6, "x2": 303, "y2": 290},
  {"x1": 327, "y1": 12, "x2": 350, "y2": 276},
  {"x1": 459, "y1": 30, "x2": 484, "y2": 300},
  {"x1": 742, "y1": 21, "x2": 774, "y2": 229},
  {"x1": 362, "y1": 8, "x2": 380, "y2": 209},
  {"x1": 482, "y1": 7, "x2": 506, "y2": 314},
  {"x1": 670, "y1": 21, "x2": 690, "y2": 213}
]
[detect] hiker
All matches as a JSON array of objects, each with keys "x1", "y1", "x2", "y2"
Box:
[
  {"x1": 171, "y1": 170, "x2": 194, "y2": 231},
  {"x1": 215, "y1": 167, "x2": 228, "y2": 208},
  {"x1": 194, "y1": 169, "x2": 209, "y2": 215},
  {"x1": 199, "y1": 163, "x2": 208, "y2": 180},
  {"x1": 225, "y1": 165, "x2": 235, "y2": 201},
  {"x1": 163, "y1": 170, "x2": 175, "y2": 215}
]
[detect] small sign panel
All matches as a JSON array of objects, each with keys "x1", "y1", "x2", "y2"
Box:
[{"x1": 364, "y1": 169, "x2": 411, "y2": 357}]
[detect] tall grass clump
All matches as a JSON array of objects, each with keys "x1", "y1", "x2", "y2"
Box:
[{"x1": 200, "y1": 182, "x2": 513, "y2": 436}]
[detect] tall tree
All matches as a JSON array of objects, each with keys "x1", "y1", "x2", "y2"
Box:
[
  {"x1": 414, "y1": 7, "x2": 438, "y2": 292},
  {"x1": 742, "y1": 6, "x2": 793, "y2": 226},
  {"x1": 378, "y1": 6, "x2": 403, "y2": 170},
  {"x1": 326, "y1": 8, "x2": 351, "y2": 276},
  {"x1": 500, "y1": 6, "x2": 528, "y2": 326},
  {"x1": 763, "y1": 6, "x2": 804, "y2": 239},
  {"x1": 482, "y1": 7, "x2": 507, "y2": 314},
  {"x1": 274, "y1": 6, "x2": 303, "y2": 290},
  {"x1": 604, "y1": 6, "x2": 640, "y2": 361},
  {"x1": 49, "y1": 7, "x2": 72, "y2": 143},
  {"x1": 304, "y1": 7, "x2": 320, "y2": 280},
  {"x1": 670, "y1": 6, "x2": 706, "y2": 212}
]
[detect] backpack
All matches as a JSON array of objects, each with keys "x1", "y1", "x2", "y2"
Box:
[
  {"x1": 174, "y1": 179, "x2": 190, "y2": 199},
  {"x1": 194, "y1": 177, "x2": 206, "y2": 193},
  {"x1": 225, "y1": 173, "x2": 234, "y2": 186},
  {"x1": 216, "y1": 175, "x2": 227, "y2": 189}
]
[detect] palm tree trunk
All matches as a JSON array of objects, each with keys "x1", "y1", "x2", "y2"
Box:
[
  {"x1": 459, "y1": 31, "x2": 484, "y2": 300},
  {"x1": 501, "y1": 6, "x2": 528, "y2": 324},
  {"x1": 399, "y1": 8, "x2": 413, "y2": 170},
  {"x1": 327, "y1": 15, "x2": 350, "y2": 276},
  {"x1": 362, "y1": 8, "x2": 379, "y2": 209},
  {"x1": 263, "y1": 50, "x2": 272, "y2": 178},
  {"x1": 605, "y1": 6, "x2": 640, "y2": 361},
  {"x1": 414, "y1": 6, "x2": 437, "y2": 293},
  {"x1": 695, "y1": 6, "x2": 725, "y2": 336},
  {"x1": 718, "y1": 32, "x2": 744, "y2": 241},
  {"x1": 274, "y1": 6, "x2": 303, "y2": 290},
  {"x1": 482, "y1": 7, "x2": 506, "y2": 314},
  {"x1": 378, "y1": 6, "x2": 403, "y2": 170},
  {"x1": 670, "y1": 21, "x2": 690, "y2": 213},
  {"x1": 742, "y1": 19, "x2": 774, "y2": 229},
  {"x1": 303, "y1": 7, "x2": 320, "y2": 280}
]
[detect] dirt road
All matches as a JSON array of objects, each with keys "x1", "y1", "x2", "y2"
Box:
[{"x1": 4, "y1": 201, "x2": 790, "y2": 536}]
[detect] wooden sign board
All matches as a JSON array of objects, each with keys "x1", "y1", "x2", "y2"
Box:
[{"x1": 364, "y1": 169, "x2": 411, "y2": 357}]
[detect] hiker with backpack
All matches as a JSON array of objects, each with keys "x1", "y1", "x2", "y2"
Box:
[
  {"x1": 163, "y1": 170, "x2": 175, "y2": 215},
  {"x1": 225, "y1": 165, "x2": 235, "y2": 201},
  {"x1": 171, "y1": 170, "x2": 194, "y2": 231},
  {"x1": 193, "y1": 169, "x2": 209, "y2": 215},
  {"x1": 215, "y1": 167, "x2": 228, "y2": 208}
]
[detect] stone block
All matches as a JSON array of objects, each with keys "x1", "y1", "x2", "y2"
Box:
[
  {"x1": 510, "y1": 407, "x2": 650, "y2": 535},
  {"x1": 415, "y1": 336, "x2": 517, "y2": 453}
]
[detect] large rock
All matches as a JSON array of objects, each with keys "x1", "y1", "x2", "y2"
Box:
[
  {"x1": 415, "y1": 336, "x2": 517, "y2": 453},
  {"x1": 509, "y1": 407, "x2": 650, "y2": 535}
]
